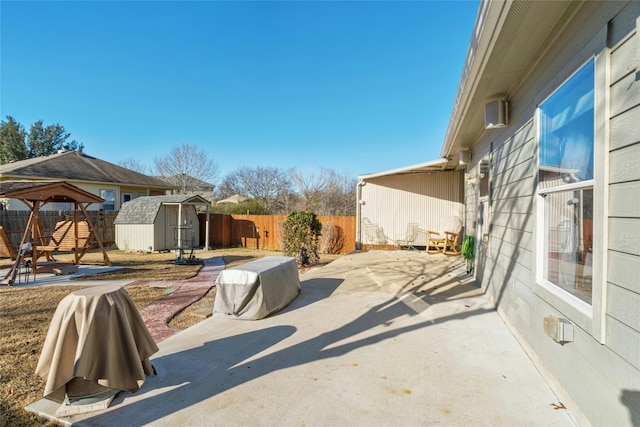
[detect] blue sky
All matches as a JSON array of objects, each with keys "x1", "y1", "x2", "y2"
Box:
[{"x1": 1, "y1": 1, "x2": 479, "y2": 179}]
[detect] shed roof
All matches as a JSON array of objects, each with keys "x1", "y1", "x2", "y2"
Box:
[
  {"x1": 114, "y1": 195, "x2": 209, "y2": 224},
  {"x1": 0, "y1": 151, "x2": 174, "y2": 189}
]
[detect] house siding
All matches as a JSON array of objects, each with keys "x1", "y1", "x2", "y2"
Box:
[
  {"x1": 359, "y1": 170, "x2": 463, "y2": 247},
  {"x1": 468, "y1": 2, "x2": 640, "y2": 425},
  {"x1": 606, "y1": 0, "x2": 640, "y2": 401}
]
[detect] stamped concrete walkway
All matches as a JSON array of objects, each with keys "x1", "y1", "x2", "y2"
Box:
[{"x1": 138, "y1": 257, "x2": 225, "y2": 342}]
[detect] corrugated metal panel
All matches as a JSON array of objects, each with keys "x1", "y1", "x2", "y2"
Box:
[{"x1": 360, "y1": 171, "x2": 464, "y2": 246}]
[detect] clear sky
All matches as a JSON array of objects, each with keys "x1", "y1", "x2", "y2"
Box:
[{"x1": 1, "y1": 0, "x2": 479, "y2": 180}]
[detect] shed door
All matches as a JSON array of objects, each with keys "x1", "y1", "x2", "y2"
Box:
[{"x1": 165, "y1": 206, "x2": 179, "y2": 249}]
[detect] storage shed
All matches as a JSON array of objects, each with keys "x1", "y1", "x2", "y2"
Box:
[{"x1": 114, "y1": 195, "x2": 210, "y2": 252}]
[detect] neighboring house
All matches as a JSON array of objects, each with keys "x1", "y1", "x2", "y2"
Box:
[
  {"x1": 361, "y1": 1, "x2": 640, "y2": 425},
  {"x1": 0, "y1": 151, "x2": 174, "y2": 211},
  {"x1": 114, "y1": 195, "x2": 210, "y2": 252}
]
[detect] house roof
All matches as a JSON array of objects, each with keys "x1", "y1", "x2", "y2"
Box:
[
  {"x1": 0, "y1": 180, "x2": 104, "y2": 204},
  {"x1": 441, "y1": 0, "x2": 575, "y2": 159},
  {"x1": 114, "y1": 194, "x2": 209, "y2": 224},
  {"x1": 0, "y1": 151, "x2": 174, "y2": 189},
  {"x1": 156, "y1": 174, "x2": 215, "y2": 191}
]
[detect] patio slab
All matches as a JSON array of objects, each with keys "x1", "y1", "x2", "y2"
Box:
[{"x1": 26, "y1": 250, "x2": 577, "y2": 426}]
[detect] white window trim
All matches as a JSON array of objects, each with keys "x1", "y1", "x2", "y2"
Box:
[
  {"x1": 100, "y1": 188, "x2": 117, "y2": 211},
  {"x1": 533, "y1": 51, "x2": 607, "y2": 343}
]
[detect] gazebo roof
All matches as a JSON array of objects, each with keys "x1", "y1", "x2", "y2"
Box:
[{"x1": 0, "y1": 180, "x2": 104, "y2": 204}]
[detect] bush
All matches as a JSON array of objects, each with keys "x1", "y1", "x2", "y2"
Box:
[{"x1": 281, "y1": 211, "x2": 322, "y2": 265}]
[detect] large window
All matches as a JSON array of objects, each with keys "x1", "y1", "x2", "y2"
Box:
[{"x1": 538, "y1": 60, "x2": 594, "y2": 304}]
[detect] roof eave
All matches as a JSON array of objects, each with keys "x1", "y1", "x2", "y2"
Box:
[
  {"x1": 358, "y1": 158, "x2": 450, "y2": 180},
  {"x1": 440, "y1": 0, "x2": 510, "y2": 159}
]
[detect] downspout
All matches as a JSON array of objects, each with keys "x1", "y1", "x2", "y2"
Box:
[{"x1": 355, "y1": 179, "x2": 366, "y2": 250}]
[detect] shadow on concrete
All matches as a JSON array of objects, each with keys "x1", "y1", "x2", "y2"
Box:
[{"x1": 79, "y1": 287, "x2": 492, "y2": 426}]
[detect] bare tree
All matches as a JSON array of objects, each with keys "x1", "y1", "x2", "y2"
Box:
[
  {"x1": 320, "y1": 171, "x2": 357, "y2": 216},
  {"x1": 153, "y1": 144, "x2": 219, "y2": 194},
  {"x1": 288, "y1": 167, "x2": 332, "y2": 212},
  {"x1": 118, "y1": 157, "x2": 148, "y2": 174},
  {"x1": 217, "y1": 166, "x2": 294, "y2": 214}
]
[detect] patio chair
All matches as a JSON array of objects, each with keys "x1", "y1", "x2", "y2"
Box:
[
  {"x1": 427, "y1": 216, "x2": 462, "y2": 256},
  {"x1": 364, "y1": 222, "x2": 388, "y2": 248},
  {"x1": 394, "y1": 223, "x2": 419, "y2": 250}
]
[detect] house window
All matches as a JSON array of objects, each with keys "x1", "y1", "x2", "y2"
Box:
[
  {"x1": 538, "y1": 59, "x2": 594, "y2": 305},
  {"x1": 122, "y1": 193, "x2": 133, "y2": 205},
  {"x1": 101, "y1": 190, "x2": 116, "y2": 211}
]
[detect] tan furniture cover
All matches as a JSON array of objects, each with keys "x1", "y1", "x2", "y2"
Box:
[
  {"x1": 36, "y1": 285, "x2": 159, "y2": 403},
  {"x1": 213, "y1": 256, "x2": 301, "y2": 320}
]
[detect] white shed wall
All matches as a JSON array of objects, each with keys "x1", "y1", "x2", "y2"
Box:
[{"x1": 115, "y1": 224, "x2": 156, "y2": 251}]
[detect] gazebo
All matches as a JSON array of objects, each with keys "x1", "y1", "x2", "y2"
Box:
[{"x1": 1, "y1": 180, "x2": 111, "y2": 285}]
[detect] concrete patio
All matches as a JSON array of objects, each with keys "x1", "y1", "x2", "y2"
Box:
[{"x1": 26, "y1": 250, "x2": 577, "y2": 426}]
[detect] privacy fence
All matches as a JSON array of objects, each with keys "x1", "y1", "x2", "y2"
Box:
[
  {"x1": 198, "y1": 214, "x2": 356, "y2": 254},
  {"x1": 0, "y1": 211, "x2": 118, "y2": 248},
  {"x1": 0, "y1": 211, "x2": 356, "y2": 255}
]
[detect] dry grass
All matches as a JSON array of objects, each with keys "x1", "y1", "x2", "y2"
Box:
[{"x1": 0, "y1": 247, "x2": 341, "y2": 426}]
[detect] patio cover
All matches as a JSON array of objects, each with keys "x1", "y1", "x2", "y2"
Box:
[{"x1": 213, "y1": 256, "x2": 300, "y2": 320}]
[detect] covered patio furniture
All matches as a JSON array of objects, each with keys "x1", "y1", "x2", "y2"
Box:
[
  {"x1": 36, "y1": 285, "x2": 158, "y2": 408},
  {"x1": 213, "y1": 256, "x2": 300, "y2": 320},
  {"x1": 427, "y1": 216, "x2": 463, "y2": 256}
]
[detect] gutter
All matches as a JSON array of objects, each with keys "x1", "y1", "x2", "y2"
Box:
[{"x1": 440, "y1": 0, "x2": 511, "y2": 158}]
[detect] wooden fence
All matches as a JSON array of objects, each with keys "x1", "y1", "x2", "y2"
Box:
[
  {"x1": 0, "y1": 211, "x2": 356, "y2": 255},
  {"x1": 0, "y1": 210, "x2": 118, "y2": 249},
  {"x1": 199, "y1": 214, "x2": 356, "y2": 254}
]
